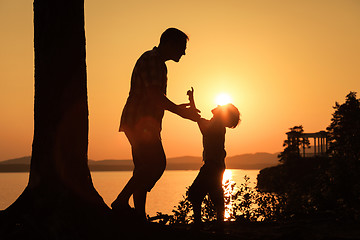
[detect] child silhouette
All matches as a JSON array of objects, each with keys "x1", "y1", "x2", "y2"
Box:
[{"x1": 187, "y1": 87, "x2": 240, "y2": 230}]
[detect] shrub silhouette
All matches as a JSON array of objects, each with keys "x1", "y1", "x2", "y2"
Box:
[
  {"x1": 257, "y1": 91, "x2": 360, "y2": 220},
  {"x1": 156, "y1": 176, "x2": 286, "y2": 225}
]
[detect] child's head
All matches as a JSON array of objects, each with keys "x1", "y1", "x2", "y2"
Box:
[{"x1": 211, "y1": 103, "x2": 240, "y2": 128}]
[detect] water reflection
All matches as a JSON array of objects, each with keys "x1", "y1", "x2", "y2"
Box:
[
  {"x1": 222, "y1": 169, "x2": 233, "y2": 185},
  {"x1": 222, "y1": 169, "x2": 234, "y2": 220}
]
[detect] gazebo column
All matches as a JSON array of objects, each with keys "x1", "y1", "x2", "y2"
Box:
[{"x1": 325, "y1": 137, "x2": 328, "y2": 153}]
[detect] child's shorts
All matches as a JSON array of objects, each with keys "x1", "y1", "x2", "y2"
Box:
[{"x1": 188, "y1": 163, "x2": 225, "y2": 202}]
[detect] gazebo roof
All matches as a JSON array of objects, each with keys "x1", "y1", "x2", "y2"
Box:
[{"x1": 286, "y1": 131, "x2": 328, "y2": 138}]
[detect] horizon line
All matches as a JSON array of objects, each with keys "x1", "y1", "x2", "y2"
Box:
[{"x1": 0, "y1": 151, "x2": 281, "y2": 163}]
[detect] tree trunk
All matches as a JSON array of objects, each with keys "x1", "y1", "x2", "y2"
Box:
[
  {"x1": 5, "y1": 0, "x2": 107, "y2": 220},
  {"x1": 30, "y1": 0, "x2": 105, "y2": 206}
]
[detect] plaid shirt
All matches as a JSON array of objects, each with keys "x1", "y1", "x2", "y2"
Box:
[{"x1": 119, "y1": 47, "x2": 168, "y2": 133}]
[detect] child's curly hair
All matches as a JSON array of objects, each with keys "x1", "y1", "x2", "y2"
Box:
[{"x1": 220, "y1": 103, "x2": 241, "y2": 128}]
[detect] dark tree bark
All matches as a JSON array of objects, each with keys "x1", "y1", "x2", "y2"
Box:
[
  {"x1": 29, "y1": 0, "x2": 105, "y2": 206},
  {"x1": 4, "y1": 0, "x2": 108, "y2": 222}
]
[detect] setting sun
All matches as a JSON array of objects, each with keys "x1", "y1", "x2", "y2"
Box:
[{"x1": 215, "y1": 93, "x2": 232, "y2": 106}]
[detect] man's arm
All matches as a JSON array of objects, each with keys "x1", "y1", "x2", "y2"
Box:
[
  {"x1": 162, "y1": 93, "x2": 201, "y2": 122},
  {"x1": 139, "y1": 54, "x2": 199, "y2": 121},
  {"x1": 146, "y1": 86, "x2": 200, "y2": 121}
]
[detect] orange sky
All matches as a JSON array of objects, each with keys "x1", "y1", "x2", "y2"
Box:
[{"x1": 0, "y1": 0, "x2": 359, "y2": 161}]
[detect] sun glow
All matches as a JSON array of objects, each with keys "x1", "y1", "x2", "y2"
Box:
[{"x1": 215, "y1": 93, "x2": 232, "y2": 106}]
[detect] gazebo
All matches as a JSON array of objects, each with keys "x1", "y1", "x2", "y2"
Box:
[{"x1": 286, "y1": 131, "x2": 328, "y2": 157}]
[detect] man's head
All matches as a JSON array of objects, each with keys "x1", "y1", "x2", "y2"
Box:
[{"x1": 158, "y1": 28, "x2": 189, "y2": 62}]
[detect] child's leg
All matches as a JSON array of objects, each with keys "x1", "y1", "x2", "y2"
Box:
[
  {"x1": 188, "y1": 169, "x2": 208, "y2": 225},
  {"x1": 210, "y1": 186, "x2": 225, "y2": 223},
  {"x1": 188, "y1": 187, "x2": 205, "y2": 224},
  {"x1": 209, "y1": 168, "x2": 225, "y2": 224},
  {"x1": 191, "y1": 199, "x2": 202, "y2": 224}
]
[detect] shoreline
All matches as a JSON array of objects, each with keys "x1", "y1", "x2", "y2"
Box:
[{"x1": 0, "y1": 166, "x2": 264, "y2": 173}]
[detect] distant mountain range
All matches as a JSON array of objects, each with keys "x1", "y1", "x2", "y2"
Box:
[{"x1": 0, "y1": 152, "x2": 280, "y2": 172}]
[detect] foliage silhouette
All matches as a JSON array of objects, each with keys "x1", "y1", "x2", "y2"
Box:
[
  {"x1": 278, "y1": 125, "x2": 310, "y2": 164},
  {"x1": 327, "y1": 91, "x2": 360, "y2": 160},
  {"x1": 155, "y1": 176, "x2": 286, "y2": 225},
  {"x1": 257, "y1": 91, "x2": 360, "y2": 221},
  {"x1": 326, "y1": 91, "x2": 360, "y2": 217}
]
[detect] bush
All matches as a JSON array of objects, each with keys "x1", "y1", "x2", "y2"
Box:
[{"x1": 161, "y1": 175, "x2": 286, "y2": 225}]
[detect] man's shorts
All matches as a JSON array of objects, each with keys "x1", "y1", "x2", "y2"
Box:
[{"x1": 125, "y1": 128, "x2": 166, "y2": 192}]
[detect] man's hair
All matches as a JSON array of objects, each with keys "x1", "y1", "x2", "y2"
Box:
[
  {"x1": 160, "y1": 28, "x2": 189, "y2": 45},
  {"x1": 222, "y1": 103, "x2": 241, "y2": 128}
]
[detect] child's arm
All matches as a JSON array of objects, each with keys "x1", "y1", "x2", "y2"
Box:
[
  {"x1": 187, "y1": 87, "x2": 210, "y2": 133},
  {"x1": 187, "y1": 87, "x2": 196, "y2": 109},
  {"x1": 197, "y1": 118, "x2": 210, "y2": 135},
  {"x1": 187, "y1": 87, "x2": 200, "y2": 113}
]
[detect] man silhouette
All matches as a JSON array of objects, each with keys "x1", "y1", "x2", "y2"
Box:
[{"x1": 112, "y1": 28, "x2": 200, "y2": 220}]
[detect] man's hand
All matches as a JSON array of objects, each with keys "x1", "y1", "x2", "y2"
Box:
[
  {"x1": 159, "y1": 87, "x2": 200, "y2": 121},
  {"x1": 177, "y1": 104, "x2": 201, "y2": 122}
]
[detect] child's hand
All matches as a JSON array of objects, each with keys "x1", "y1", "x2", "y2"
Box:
[
  {"x1": 177, "y1": 91, "x2": 201, "y2": 121},
  {"x1": 187, "y1": 87, "x2": 194, "y2": 98},
  {"x1": 187, "y1": 87, "x2": 196, "y2": 109}
]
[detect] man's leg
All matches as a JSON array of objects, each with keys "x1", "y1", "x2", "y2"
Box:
[
  {"x1": 111, "y1": 176, "x2": 136, "y2": 209},
  {"x1": 133, "y1": 189, "x2": 147, "y2": 220},
  {"x1": 112, "y1": 130, "x2": 139, "y2": 210},
  {"x1": 130, "y1": 131, "x2": 165, "y2": 219}
]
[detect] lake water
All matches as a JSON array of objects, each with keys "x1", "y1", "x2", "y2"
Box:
[{"x1": 0, "y1": 169, "x2": 259, "y2": 217}]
